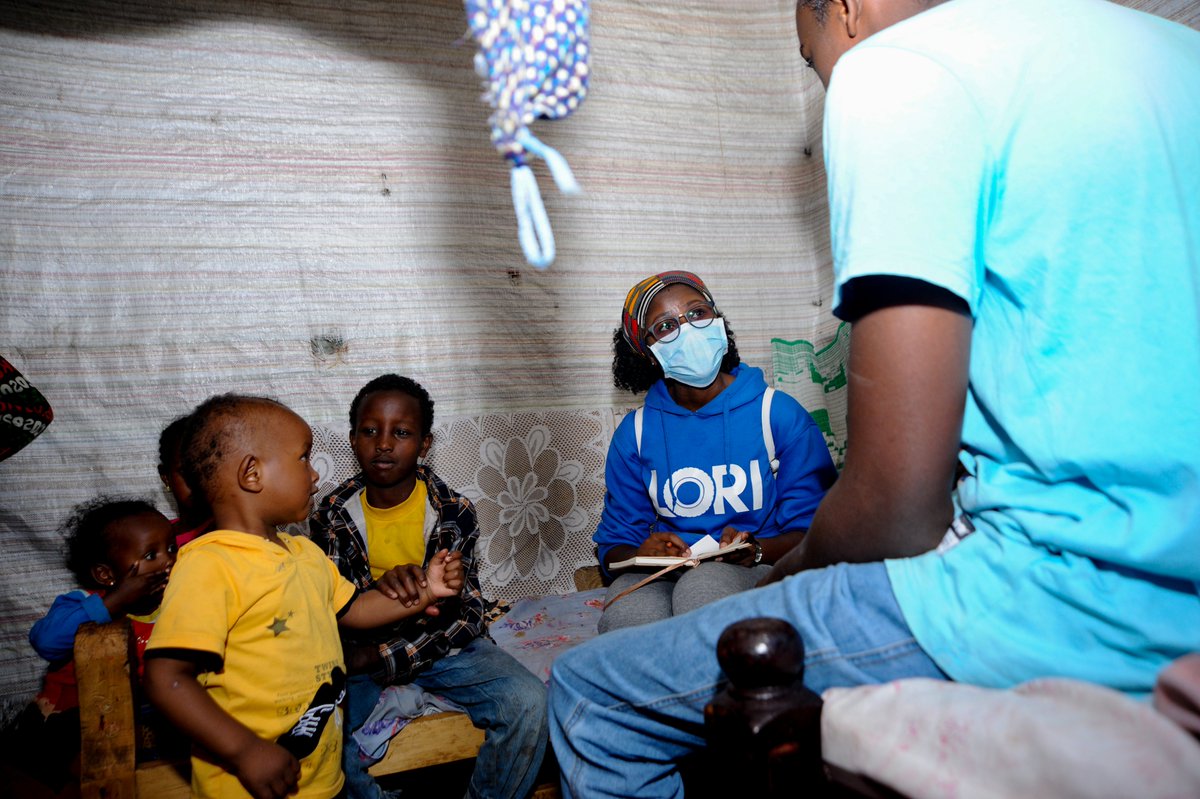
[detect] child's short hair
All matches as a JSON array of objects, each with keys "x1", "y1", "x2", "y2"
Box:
[
  {"x1": 64, "y1": 496, "x2": 159, "y2": 589},
  {"x1": 158, "y1": 414, "x2": 191, "y2": 474},
  {"x1": 182, "y1": 394, "x2": 286, "y2": 502},
  {"x1": 348, "y1": 374, "x2": 435, "y2": 437}
]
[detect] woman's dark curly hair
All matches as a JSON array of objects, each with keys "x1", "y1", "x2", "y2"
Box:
[
  {"x1": 63, "y1": 496, "x2": 159, "y2": 589},
  {"x1": 611, "y1": 320, "x2": 742, "y2": 394}
]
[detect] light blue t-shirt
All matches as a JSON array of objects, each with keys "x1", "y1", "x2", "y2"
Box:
[{"x1": 824, "y1": 0, "x2": 1200, "y2": 695}]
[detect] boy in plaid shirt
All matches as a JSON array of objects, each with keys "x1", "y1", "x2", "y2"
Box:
[{"x1": 310, "y1": 374, "x2": 547, "y2": 799}]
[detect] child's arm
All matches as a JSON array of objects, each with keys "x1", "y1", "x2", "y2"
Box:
[
  {"x1": 145, "y1": 655, "x2": 300, "y2": 799},
  {"x1": 101, "y1": 560, "x2": 170, "y2": 619},
  {"x1": 375, "y1": 563, "x2": 433, "y2": 611},
  {"x1": 31, "y1": 570, "x2": 170, "y2": 662},
  {"x1": 30, "y1": 591, "x2": 110, "y2": 662},
  {"x1": 339, "y1": 549, "x2": 463, "y2": 629}
]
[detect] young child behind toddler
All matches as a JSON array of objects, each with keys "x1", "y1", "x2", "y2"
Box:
[
  {"x1": 145, "y1": 394, "x2": 463, "y2": 799},
  {"x1": 157, "y1": 413, "x2": 213, "y2": 547},
  {"x1": 14, "y1": 497, "x2": 175, "y2": 790}
]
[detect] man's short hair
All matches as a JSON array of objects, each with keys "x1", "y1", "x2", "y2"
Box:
[{"x1": 798, "y1": 0, "x2": 832, "y2": 24}]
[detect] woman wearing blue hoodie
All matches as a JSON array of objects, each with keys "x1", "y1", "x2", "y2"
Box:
[{"x1": 596, "y1": 271, "x2": 837, "y2": 632}]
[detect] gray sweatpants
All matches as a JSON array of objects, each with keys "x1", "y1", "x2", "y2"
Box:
[{"x1": 598, "y1": 560, "x2": 773, "y2": 633}]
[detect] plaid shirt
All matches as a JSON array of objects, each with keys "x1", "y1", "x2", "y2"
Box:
[{"x1": 309, "y1": 466, "x2": 487, "y2": 684}]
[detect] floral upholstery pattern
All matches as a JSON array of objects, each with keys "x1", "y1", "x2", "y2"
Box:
[
  {"x1": 300, "y1": 408, "x2": 618, "y2": 602},
  {"x1": 426, "y1": 410, "x2": 614, "y2": 601},
  {"x1": 474, "y1": 426, "x2": 588, "y2": 586}
]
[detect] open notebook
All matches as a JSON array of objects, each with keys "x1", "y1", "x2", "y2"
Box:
[{"x1": 609, "y1": 534, "x2": 750, "y2": 570}]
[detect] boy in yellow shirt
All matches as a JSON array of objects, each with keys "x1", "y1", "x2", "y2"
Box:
[{"x1": 145, "y1": 394, "x2": 463, "y2": 799}]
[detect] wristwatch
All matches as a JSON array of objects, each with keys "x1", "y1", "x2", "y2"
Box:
[{"x1": 751, "y1": 538, "x2": 763, "y2": 565}]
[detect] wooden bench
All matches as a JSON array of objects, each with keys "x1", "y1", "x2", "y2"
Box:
[{"x1": 75, "y1": 619, "x2": 565, "y2": 799}]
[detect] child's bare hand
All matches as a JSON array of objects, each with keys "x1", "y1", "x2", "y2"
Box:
[
  {"x1": 231, "y1": 739, "x2": 299, "y2": 799},
  {"x1": 425, "y1": 549, "x2": 464, "y2": 599},
  {"x1": 106, "y1": 562, "x2": 171, "y2": 614},
  {"x1": 375, "y1": 563, "x2": 427, "y2": 607}
]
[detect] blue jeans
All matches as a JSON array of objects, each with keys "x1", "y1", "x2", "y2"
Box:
[
  {"x1": 548, "y1": 562, "x2": 947, "y2": 799},
  {"x1": 343, "y1": 637, "x2": 549, "y2": 799}
]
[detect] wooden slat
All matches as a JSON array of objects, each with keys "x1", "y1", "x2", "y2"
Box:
[
  {"x1": 75, "y1": 621, "x2": 138, "y2": 799},
  {"x1": 367, "y1": 712, "x2": 485, "y2": 776},
  {"x1": 134, "y1": 761, "x2": 191, "y2": 799}
]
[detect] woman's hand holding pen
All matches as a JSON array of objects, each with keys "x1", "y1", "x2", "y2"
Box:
[{"x1": 637, "y1": 531, "x2": 691, "y2": 558}]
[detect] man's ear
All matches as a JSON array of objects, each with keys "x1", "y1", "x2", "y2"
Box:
[
  {"x1": 419, "y1": 433, "x2": 433, "y2": 460},
  {"x1": 91, "y1": 562, "x2": 117, "y2": 588},
  {"x1": 238, "y1": 453, "x2": 264, "y2": 494},
  {"x1": 834, "y1": 0, "x2": 861, "y2": 39}
]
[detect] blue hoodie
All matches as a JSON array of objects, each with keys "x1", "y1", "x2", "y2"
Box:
[{"x1": 595, "y1": 364, "x2": 837, "y2": 572}]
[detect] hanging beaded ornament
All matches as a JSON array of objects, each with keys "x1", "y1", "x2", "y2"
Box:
[{"x1": 464, "y1": 0, "x2": 590, "y2": 269}]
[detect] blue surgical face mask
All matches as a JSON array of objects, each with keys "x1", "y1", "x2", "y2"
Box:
[{"x1": 650, "y1": 318, "x2": 728, "y2": 388}]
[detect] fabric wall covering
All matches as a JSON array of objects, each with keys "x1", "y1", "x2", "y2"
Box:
[
  {"x1": 0, "y1": 0, "x2": 829, "y2": 717},
  {"x1": 1, "y1": 0, "x2": 1195, "y2": 716}
]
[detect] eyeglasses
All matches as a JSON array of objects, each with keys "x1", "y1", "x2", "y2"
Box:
[{"x1": 646, "y1": 304, "x2": 719, "y2": 343}]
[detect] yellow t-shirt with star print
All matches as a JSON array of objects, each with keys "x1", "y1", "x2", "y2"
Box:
[{"x1": 147, "y1": 530, "x2": 358, "y2": 799}]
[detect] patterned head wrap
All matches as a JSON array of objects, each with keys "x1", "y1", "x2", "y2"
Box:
[
  {"x1": 621, "y1": 271, "x2": 716, "y2": 357},
  {"x1": 465, "y1": 0, "x2": 591, "y2": 270}
]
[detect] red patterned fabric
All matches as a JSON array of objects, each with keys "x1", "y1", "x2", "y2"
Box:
[{"x1": 0, "y1": 356, "x2": 53, "y2": 463}]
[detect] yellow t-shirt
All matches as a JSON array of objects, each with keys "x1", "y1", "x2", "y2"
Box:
[
  {"x1": 362, "y1": 481, "x2": 428, "y2": 580},
  {"x1": 147, "y1": 530, "x2": 358, "y2": 799}
]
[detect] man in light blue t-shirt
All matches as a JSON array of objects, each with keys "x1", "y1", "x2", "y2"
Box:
[{"x1": 548, "y1": 1, "x2": 1200, "y2": 795}]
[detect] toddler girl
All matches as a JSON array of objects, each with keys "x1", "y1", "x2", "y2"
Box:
[{"x1": 16, "y1": 497, "x2": 175, "y2": 789}]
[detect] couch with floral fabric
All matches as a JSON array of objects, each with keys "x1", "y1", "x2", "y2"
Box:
[
  {"x1": 307, "y1": 409, "x2": 617, "y2": 785},
  {"x1": 305, "y1": 408, "x2": 615, "y2": 602}
]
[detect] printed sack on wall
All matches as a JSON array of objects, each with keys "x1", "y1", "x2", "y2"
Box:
[{"x1": 772, "y1": 323, "x2": 850, "y2": 470}]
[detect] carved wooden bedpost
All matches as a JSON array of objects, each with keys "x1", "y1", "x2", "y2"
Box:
[{"x1": 705, "y1": 617, "x2": 827, "y2": 796}]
